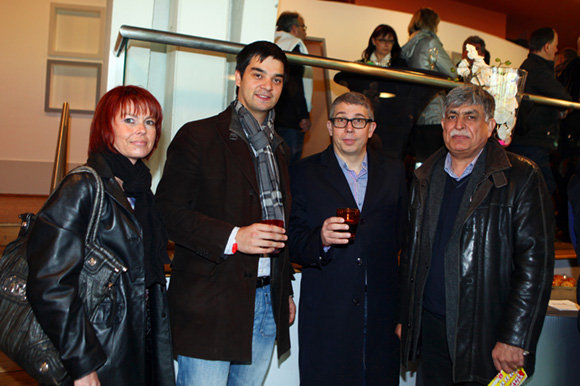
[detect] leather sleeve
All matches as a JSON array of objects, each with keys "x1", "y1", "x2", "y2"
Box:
[
  {"x1": 26, "y1": 173, "x2": 107, "y2": 380},
  {"x1": 497, "y1": 162, "x2": 555, "y2": 352},
  {"x1": 429, "y1": 38, "x2": 457, "y2": 78},
  {"x1": 412, "y1": 36, "x2": 457, "y2": 78}
]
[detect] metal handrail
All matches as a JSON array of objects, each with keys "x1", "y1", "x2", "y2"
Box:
[
  {"x1": 50, "y1": 102, "x2": 70, "y2": 192},
  {"x1": 115, "y1": 25, "x2": 580, "y2": 111}
]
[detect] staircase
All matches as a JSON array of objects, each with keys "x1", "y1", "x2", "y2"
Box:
[{"x1": 0, "y1": 195, "x2": 46, "y2": 253}]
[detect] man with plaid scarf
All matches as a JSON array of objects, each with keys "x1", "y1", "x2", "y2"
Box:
[{"x1": 156, "y1": 41, "x2": 295, "y2": 386}]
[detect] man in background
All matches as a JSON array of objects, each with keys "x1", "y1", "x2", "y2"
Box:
[
  {"x1": 274, "y1": 11, "x2": 313, "y2": 165},
  {"x1": 510, "y1": 27, "x2": 572, "y2": 196}
]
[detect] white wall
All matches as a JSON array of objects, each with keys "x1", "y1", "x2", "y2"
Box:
[
  {"x1": 0, "y1": 0, "x2": 107, "y2": 195},
  {"x1": 278, "y1": 0, "x2": 528, "y2": 102},
  {"x1": 107, "y1": 0, "x2": 279, "y2": 185},
  {"x1": 0, "y1": 0, "x2": 528, "y2": 195}
]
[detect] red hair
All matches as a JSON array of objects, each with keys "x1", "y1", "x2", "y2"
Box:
[{"x1": 88, "y1": 85, "x2": 163, "y2": 158}]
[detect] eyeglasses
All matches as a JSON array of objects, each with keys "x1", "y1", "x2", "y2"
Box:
[
  {"x1": 376, "y1": 38, "x2": 395, "y2": 44},
  {"x1": 329, "y1": 117, "x2": 373, "y2": 129},
  {"x1": 296, "y1": 24, "x2": 307, "y2": 31}
]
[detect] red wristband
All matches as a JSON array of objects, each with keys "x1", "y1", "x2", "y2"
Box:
[{"x1": 232, "y1": 242, "x2": 238, "y2": 254}]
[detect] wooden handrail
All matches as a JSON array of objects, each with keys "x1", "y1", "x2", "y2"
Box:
[{"x1": 50, "y1": 102, "x2": 70, "y2": 192}]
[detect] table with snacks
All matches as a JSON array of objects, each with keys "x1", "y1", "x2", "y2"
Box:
[{"x1": 525, "y1": 275, "x2": 579, "y2": 385}]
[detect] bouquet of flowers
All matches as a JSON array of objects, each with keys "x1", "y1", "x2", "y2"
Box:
[{"x1": 457, "y1": 45, "x2": 527, "y2": 144}]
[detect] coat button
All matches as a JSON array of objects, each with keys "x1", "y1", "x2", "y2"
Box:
[
  {"x1": 359, "y1": 219, "x2": 366, "y2": 225},
  {"x1": 249, "y1": 189, "x2": 256, "y2": 196},
  {"x1": 356, "y1": 257, "x2": 362, "y2": 265},
  {"x1": 352, "y1": 299, "x2": 360, "y2": 305},
  {"x1": 410, "y1": 277, "x2": 414, "y2": 282}
]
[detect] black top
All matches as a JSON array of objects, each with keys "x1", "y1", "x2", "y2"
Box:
[{"x1": 423, "y1": 174, "x2": 471, "y2": 318}]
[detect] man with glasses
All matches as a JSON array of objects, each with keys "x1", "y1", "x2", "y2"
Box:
[
  {"x1": 288, "y1": 92, "x2": 407, "y2": 385},
  {"x1": 397, "y1": 85, "x2": 554, "y2": 385},
  {"x1": 274, "y1": 11, "x2": 313, "y2": 165}
]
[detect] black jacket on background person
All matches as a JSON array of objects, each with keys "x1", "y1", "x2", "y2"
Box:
[
  {"x1": 399, "y1": 139, "x2": 554, "y2": 384},
  {"x1": 275, "y1": 45, "x2": 309, "y2": 130},
  {"x1": 26, "y1": 153, "x2": 175, "y2": 386},
  {"x1": 512, "y1": 53, "x2": 572, "y2": 150},
  {"x1": 568, "y1": 163, "x2": 580, "y2": 331},
  {"x1": 558, "y1": 57, "x2": 580, "y2": 157}
]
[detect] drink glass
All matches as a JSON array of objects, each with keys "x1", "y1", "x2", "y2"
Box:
[
  {"x1": 261, "y1": 219, "x2": 284, "y2": 254},
  {"x1": 336, "y1": 208, "x2": 360, "y2": 241},
  {"x1": 428, "y1": 47, "x2": 438, "y2": 70}
]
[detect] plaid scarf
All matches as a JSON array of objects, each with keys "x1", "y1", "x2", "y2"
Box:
[{"x1": 233, "y1": 100, "x2": 285, "y2": 224}]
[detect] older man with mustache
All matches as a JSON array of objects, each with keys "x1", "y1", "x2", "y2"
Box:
[{"x1": 397, "y1": 85, "x2": 554, "y2": 385}]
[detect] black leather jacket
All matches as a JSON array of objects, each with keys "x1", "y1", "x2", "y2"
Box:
[
  {"x1": 399, "y1": 139, "x2": 554, "y2": 383},
  {"x1": 26, "y1": 154, "x2": 175, "y2": 386}
]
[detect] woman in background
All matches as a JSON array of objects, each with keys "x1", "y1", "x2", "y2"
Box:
[
  {"x1": 360, "y1": 24, "x2": 406, "y2": 67},
  {"x1": 401, "y1": 8, "x2": 457, "y2": 161},
  {"x1": 27, "y1": 86, "x2": 175, "y2": 386}
]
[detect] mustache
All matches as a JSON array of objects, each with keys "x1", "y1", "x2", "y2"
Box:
[{"x1": 449, "y1": 129, "x2": 471, "y2": 138}]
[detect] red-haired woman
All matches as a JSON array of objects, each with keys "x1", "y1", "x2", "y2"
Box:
[{"x1": 27, "y1": 86, "x2": 175, "y2": 386}]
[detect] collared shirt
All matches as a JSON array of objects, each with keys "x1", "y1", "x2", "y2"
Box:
[
  {"x1": 335, "y1": 151, "x2": 369, "y2": 211},
  {"x1": 322, "y1": 151, "x2": 369, "y2": 256},
  {"x1": 369, "y1": 52, "x2": 392, "y2": 67},
  {"x1": 443, "y1": 148, "x2": 484, "y2": 181}
]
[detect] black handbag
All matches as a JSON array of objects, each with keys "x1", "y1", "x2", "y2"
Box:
[{"x1": 0, "y1": 166, "x2": 127, "y2": 385}]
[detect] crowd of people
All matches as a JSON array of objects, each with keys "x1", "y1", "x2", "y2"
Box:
[{"x1": 21, "y1": 6, "x2": 579, "y2": 386}]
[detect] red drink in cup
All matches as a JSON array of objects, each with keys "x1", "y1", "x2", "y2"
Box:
[
  {"x1": 261, "y1": 219, "x2": 284, "y2": 254},
  {"x1": 336, "y1": 208, "x2": 360, "y2": 241},
  {"x1": 261, "y1": 219, "x2": 284, "y2": 228}
]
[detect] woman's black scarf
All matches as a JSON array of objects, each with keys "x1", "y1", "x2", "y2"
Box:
[{"x1": 101, "y1": 150, "x2": 169, "y2": 287}]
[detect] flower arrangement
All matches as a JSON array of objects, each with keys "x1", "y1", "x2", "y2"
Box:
[{"x1": 457, "y1": 45, "x2": 527, "y2": 143}]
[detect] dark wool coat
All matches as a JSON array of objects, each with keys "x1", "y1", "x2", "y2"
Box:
[
  {"x1": 289, "y1": 145, "x2": 407, "y2": 386},
  {"x1": 155, "y1": 107, "x2": 293, "y2": 361}
]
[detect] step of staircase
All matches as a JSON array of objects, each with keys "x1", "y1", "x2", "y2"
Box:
[{"x1": 0, "y1": 223, "x2": 20, "y2": 254}]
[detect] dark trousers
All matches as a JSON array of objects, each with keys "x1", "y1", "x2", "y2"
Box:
[{"x1": 417, "y1": 309, "x2": 481, "y2": 386}]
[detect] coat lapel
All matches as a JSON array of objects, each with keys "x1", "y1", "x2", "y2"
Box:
[
  {"x1": 216, "y1": 107, "x2": 260, "y2": 193},
  {"x1": 321, "y1": 145, "x2": 358, "y2": 208}
]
